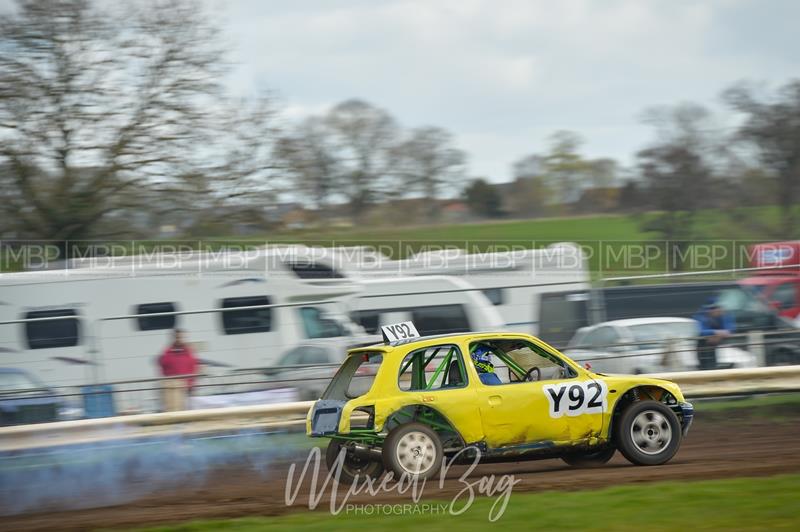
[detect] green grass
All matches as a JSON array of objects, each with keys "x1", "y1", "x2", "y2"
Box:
[
  {"x1": 2, "y1": 207, "x2": 785, "y2": 275},
  {"x1": 165, "y1": 206, "x2": 787, "y2": 276},
  {"x1": 694, "y1": 393, "x2": 800, "y2": 413},
  {"x1": 137, "y1": 474, "x2": 800, "y2": 531},
  {"x1": 225, "y1": 206, "x2": 782, "y2": 279}
]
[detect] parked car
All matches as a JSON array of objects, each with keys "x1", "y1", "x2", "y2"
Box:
[
  {"x1": 0, "y1": 368, "x2": 82, "y2": 426},
  {"x1": 740, "y1": 241, "x2": 800, "y2": 320},
  {"x1": 265, "y1": 336, "x2": 378, "y2": 401},
  {"x1": 541, "y1": 281, "x2": 800, "y2": 364},
  {"x1": 563, "y1": 317, "x2": 756, "y2": 374}
]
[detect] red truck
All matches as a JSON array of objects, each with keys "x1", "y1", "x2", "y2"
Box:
[{"x1": 740, "y1": 241, "x2": 800, "y2": 320}]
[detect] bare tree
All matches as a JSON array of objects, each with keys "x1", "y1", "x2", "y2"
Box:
[
  {"x1": 325, "y1": 99, "x2": 399, "y2": 218},
  {"x1": 587, "y1": 158, "x2": 618, "y2": 189},
  {"x1": 463, "y1": 178, "x2": 503, "y2": 218},
  {"x1": 394, "y1": 126, "x2": 466, "y2": 219},
  {"x1": 724, "y1": 80, "x2": 800, "y2": 237},
  {"x1": 274, "y1": 116, "x2": 339, "y2": 211},
  {"x1": 637, "y1": 103, "x2": 718, "y2": 270},
  {"x1": 542, "y1": 130, "x2": 589, "y2": 209},
  {"x1": 509, "y1": 154, "x2": 551, "y2": 217},
  {"x1": 0, "y1": 0, "x2": 276, "y2": 251}
]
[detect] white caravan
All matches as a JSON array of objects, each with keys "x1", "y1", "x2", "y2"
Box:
[
  {"x1": 350, "y1": 276, "x2": 505, "y2": 336},
  {"x1": 0, "y1": 248, "x2": 364, "y2": 397},
  {"x1": 339, "y1": 243, "x2": 590, "y2": 335}
]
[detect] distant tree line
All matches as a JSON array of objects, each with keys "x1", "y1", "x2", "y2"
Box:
[
  {"x1": 1, "y1": 0, "x2": 799, "y2": 257},
  {"x1": 274, "y1": 100, "x2": 465, "y2": 222},
  {"x1": 465, "y1": 83, "x2": 800, "y2": 253}
]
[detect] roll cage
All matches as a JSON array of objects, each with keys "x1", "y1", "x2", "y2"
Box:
[{"x1": 469, "y1": 338, "x2": 577, "y2": 382}]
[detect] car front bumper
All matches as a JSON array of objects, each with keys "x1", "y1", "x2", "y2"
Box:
[{"x1": 680, "y1": 402, "x2": 694, "y2": 436}]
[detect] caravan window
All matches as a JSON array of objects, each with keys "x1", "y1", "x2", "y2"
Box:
[
  {"x1": 24, "y1": 309, "x2": 80, "y2": 349},
  {"x1": 538, "y1": 292, "x2": 589, "y2": 347},
  {"x1": 220, "y1": 296, "x2": 272, "y2": 334},
  {"x1": 411, "y1": 305, "x2": 470, "y2": 336},
  {"x1": 135, "y1": 302, "x2": 177, "y2": 331},
  {"x1": 299, "y1": 307, "x2": 345, "y2": 338},
  {"x1": 352, "y1": 305, "x2": 470, "y2": 336}
]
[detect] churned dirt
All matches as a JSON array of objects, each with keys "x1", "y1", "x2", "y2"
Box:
[{"x1": 4, "y1": 404, "x2": 800, "y2": 531}]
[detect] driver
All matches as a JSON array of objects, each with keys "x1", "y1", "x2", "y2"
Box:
[{"x1": 471, "y1": 345, "x2": 502, "y2": 385}]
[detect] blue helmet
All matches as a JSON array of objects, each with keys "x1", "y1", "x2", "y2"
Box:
[{"x1": 471, "y1": 345, "x2": 494, "y2": 374}]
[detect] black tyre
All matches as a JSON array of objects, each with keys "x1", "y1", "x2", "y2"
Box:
[
  {"x1": 382, "y1": 422, "x2": 443, "y2": 480},
  {"x1": 561, "y1": 446, "x2": 616, "y2": 468},
  {"x1": 325, "y1": 439, "x2": 384, "y2": 484},
  {"x1": 616, "y1": 400, "x2": 681, "y2": 466},
  {"x1": 768, "y1": 348, "x2": 795, "y2": 366}
]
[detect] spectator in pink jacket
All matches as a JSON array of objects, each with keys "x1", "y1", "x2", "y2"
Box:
[{"x1": 158, "y1": 328, "x2": 198, "y2": 390}]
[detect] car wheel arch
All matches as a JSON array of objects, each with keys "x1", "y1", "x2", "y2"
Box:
[
  {"x1": 383, "y1": 404, "x2": 466, "y2": 449},
  {"x1": 607, "y1": 385, "x2": 678, "y2": 441}
]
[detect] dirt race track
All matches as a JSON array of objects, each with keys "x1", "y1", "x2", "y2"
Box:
[{"x1": 5, "y1": 405, "x2": 800, "y2": 531}]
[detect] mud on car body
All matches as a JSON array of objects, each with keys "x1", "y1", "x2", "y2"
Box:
[{"x1": 307, "y1": 322, "x2": 694, "y2": 482}]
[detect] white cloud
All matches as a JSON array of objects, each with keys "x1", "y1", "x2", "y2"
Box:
[{"x1": 215, "y1": 0, "x2": 799, "y2": 181}]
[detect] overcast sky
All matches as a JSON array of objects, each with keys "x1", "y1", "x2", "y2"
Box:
[{"x1": 215, "y1": 0, "x2": 798, "y2": 182}]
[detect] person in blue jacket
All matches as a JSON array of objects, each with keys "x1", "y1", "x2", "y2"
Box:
[{"x1": 693, "y1": 298, "x2": 735, "y2": 370}]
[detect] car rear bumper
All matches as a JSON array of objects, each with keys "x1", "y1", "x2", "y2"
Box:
[{"x1": 680, "y1": 402, "x2": 694, "y2": 436}]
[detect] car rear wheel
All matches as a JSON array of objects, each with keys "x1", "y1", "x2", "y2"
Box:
[
  {"x1": 561, "y1": 446, "x2": 616, "y2": 467},
  {"x1": 383, "y1": 422, "x2": 443, "y2": 480},
  {"x1": 616, "y1": 400, "x2": 681, "y2": 466},
  {"x1": 326, "y1": 439, "x2": 384, "y2": 485}
]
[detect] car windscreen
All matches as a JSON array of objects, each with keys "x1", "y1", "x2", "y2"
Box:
[
  {"x1": 321, "y1": 351, "x2": 383, "y2": 401},
  {"x1": 566, "y1": 329, "x2": 587, "y2": 349},
  {"x1": 628, "y1": 322, "x2": 696, "y2": 349},
  {"x1": 716, "y1": 287, "x2": 778, "y2": 330}
]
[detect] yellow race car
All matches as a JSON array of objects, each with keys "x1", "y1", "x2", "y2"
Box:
[{"x1": 307, "y1": 323, "x2": 694, "y2": 482}]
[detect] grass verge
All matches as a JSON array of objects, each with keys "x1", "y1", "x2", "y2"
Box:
[
  {"x1": 137, "y1": 473, "x2": 800, "y2": 531},
  {"x1": 694, "y1": 392, "x2": 800, "y2": 413}
]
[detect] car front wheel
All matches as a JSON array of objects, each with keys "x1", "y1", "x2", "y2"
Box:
[
  {"x1": 616, "y1": 400, "x2": 681, "y2": 466},
  {"x1": 383, "y1": 422, "x2": 443, "y2": 480}
]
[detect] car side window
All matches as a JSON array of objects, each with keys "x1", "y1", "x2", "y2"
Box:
[
  {"x1": 470, "y1": 339, "x2": 577, "y2": 384},
  {"x1": 397, "y1": 344, "x2": 468, "y2": 391},
  {"x1": 277, "y1": 347, "x2": 306, "y2": 366},
  {"x1": 300, "y1": 346, "x2": 332, "y2": 365}
]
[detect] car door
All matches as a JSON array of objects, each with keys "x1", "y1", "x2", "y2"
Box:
[
  {"x1": 396, "y1": 343, "x2": 482, "y2": 444},
  {"x1": 469, "y1": 338, "x2": 606, "y2": 450}
]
